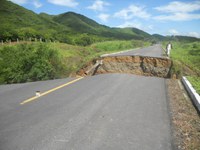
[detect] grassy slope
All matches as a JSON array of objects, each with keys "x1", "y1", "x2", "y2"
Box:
[
  {"x1": 0, "y1": 40, "x2": 149, "y2": 84},
  {"x1": 0, "y1": 0, "x2": 66, "y2": 32},
  {"x1": 52, "y1": 12, "x2": 151, "y2": 40},
  {"x1": 171, "y1": 42, "x2": 200, "y2": 74},
  {"x1": 51, "y1": 40, "x2": 150, "y2": 70},
  {"x1": 90, "y1": 40, "x2": 149, "y2": 52},
  {"x1": 0, "y1": 0, "x2": 153, "y2": 43},
  {"x1": 168, "y1": 41, "x2": 200, "y2": 94},
  {"x1": 187, "y1": 76, "x2": 200, "y2": 95}
]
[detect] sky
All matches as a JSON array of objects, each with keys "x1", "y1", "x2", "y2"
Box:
[{"x1": 9, "y1": 0, "x2": 200, "y2": 37}]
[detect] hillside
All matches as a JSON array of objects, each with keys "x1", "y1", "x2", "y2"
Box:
[
  {"x1": 0, "y1": 0, "x2": 199, "y2": 45},
  {"x1": 51, "y1": 12, "x2": 152, "y2": 40},
  {"x1": 152, "y1": 34, "x2": 166, "y2": 41},
  {"x1": 0, "y1": 0, "x2": 69, "y2": 41},
  {"x1": 0, "y1": 0, "x2": 152, "y2": 45},
  {"x1": 153, "y1": 34, "x2": 200, "y2": 42},
  {"x1": 168, "y1": 35, "x2": 200, "y2": 42},
  {"x1": 53, "y1": 12, "x2": 101, "y2": 34}
]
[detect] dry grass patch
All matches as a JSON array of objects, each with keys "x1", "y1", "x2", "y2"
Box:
[{"x1": 167, "y1": 79, "x2": 200, "y2": 150}]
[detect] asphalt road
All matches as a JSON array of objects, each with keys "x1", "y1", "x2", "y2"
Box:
[
  {"x1": 103, "y1": 44, "x2": 165, "y2": 58},
  {"x1": 0, "y1": 45, "x2": 173, "y2": 150}
]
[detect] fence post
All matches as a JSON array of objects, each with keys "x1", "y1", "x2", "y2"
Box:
[{"x1": 1, "y1": 40, "x2": 3, "y2": 45}]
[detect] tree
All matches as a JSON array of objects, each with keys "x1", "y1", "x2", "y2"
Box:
[
  {"x1": 16, "y1": 27, "x2": 38, "y2": 40},
  {"x1": 75, "y1": 34, "x2": 94, "y2": 46}
]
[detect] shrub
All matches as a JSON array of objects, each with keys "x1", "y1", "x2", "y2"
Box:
[{"x1": 0, "y1": 43, "x2": 65, "y2": 84}]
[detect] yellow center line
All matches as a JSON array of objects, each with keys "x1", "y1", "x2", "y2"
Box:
[{"x1": 20, "y1": 77, "x2": 83, "y2": 105}]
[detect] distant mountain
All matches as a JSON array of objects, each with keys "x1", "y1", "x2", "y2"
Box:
[
  {"x1": 52, "y1": 12, "x2": 152, "y2": 40},
  {"x1": 167, "y1": 35, "x2": 200, "y2": 42},
  {"x1": 0, "y1": 0, "x2": 199, "y2": 45},
  {"x1": 152, "y1": 34, "x2": 200, "y2": 42},
  {"x1": 152, "y1": 34, "x2": 166, "y2": 41},
  {"x1": 53, "y1": 12, "x2": 101, "y2": 34}
]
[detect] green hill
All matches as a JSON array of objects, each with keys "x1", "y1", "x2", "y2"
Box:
[
  {"x1": 152, "y1": 34, "x2": 166, "y2": 41},
  {"x1": 0, "y1": 0, "x2": 198, "y2": 45},
  {"x1": 52, "y1": 12, "x2": 151, "y2": 40},
  {"x1": 118, "y1": 27, "x2": 152, "y2": 39},
  {"x1": 152, "y1": 34, "x2": 200, "y2": 42},
  {"x1": 0, "y1": 0, "x2": 69, "y2": 41},
  {"x1": 0, "y1": 0, "x2": 153, "y2": 45},
  {"x1": 53, "y1": 12, "x2": 101, "y2": 34},
  {"x1": 168, "y1": 35, "x2": 200, "y2": 42}
]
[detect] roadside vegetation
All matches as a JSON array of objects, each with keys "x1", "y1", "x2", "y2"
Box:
[
  {"x1": 170, "y1": 42, "x2": 200, "y2": 75},
  {"x1": 164, "y1": 41, "x2": 200, "y2": 94},
  {"x1": 0, "y1": 40, "x2": 148, "y2": 84},
  {"x1": 91, "y1": 40, "x2": 149, "y2": 52},
  {"x1": 0, "y1": 43, "x2": 66, "y2": 83},
  {"x1": 168, "y1": 80, "x2": 200, "y2": 150},
  {"x1": 165, "y1": 41, "x2": 200, "y2": 150},
  {"x1": 187, "y1": 76, "x2": 200, "y2": 95}
]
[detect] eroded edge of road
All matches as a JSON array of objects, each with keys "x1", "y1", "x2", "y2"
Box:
[{"x1": 77, "y1": 55, "x2": 173, "y2": 78}]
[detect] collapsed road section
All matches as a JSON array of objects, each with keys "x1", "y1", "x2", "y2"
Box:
[{"x1": 77, "y1": 55, "x2": 172, "y2": 78}]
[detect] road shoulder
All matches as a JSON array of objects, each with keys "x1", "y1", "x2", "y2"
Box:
[{"x1": 167, "y1": 79, "x2": 200, "y2": 150}]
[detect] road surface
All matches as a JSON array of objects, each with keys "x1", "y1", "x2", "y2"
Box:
[
  {"x1": 103, "y1": 44, "x2": 165, "y2": 58},
  {"x1": 0, "y1": 45, "x2": 173, "y2": 150}
]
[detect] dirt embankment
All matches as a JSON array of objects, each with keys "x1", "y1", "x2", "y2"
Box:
[{"x1": 77, "y1": 56, "x2": 172, "y2": 78}]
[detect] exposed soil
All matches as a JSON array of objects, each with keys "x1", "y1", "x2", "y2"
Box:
[
  {"x1": 77, "y1": 56, "x2": 172, "y2": 78},
  {"x1": 167, "y1": 79, "x2": 200, "y2": 150}
]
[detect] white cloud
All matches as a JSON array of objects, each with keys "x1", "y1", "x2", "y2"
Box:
[
  {"x1": 117, "y1": 20, "x2": 153, "y2": 31},
  {"x1": 114, "y1": 4, "x2": 150, "y2": 20},
  {"x1": 9, "y1": 0, "x2": 28, "y2": 5},
  {"x1": 147, "y1": 25, "x2": 153, "y2": 30},
  {"x1": 155, "y1": 1, "x2": 200, "y2": 13},
  {"x1": 168, "y1": 29, "x2": 179, "y2": 35},
  {"x1": 98, "y1": 13, "x2": 110, "y2": 22},
  {"x1": 188, "y1": 32, "x2": 200, "y2": 38},
  {"x1": 33, "y1": 0, "x2": 42, "y2": 8},
  {"x1": 154, "y1": 13, "x2": 200, "y2": 21},
  {"x1": 154, "y1": 1, "x2": 200, "y2": 21},
  {"x1": 167, "y1": 30, "x2": 200, "y2": 38},
  {"x1": 10, "y1": 0, "x2": 42, "y2": 8},
  {"x1": 117, "y1": 21, "x2": 142, "y2": 29},
  {"x1": 48, "y1": 0, "x2": 78, "y2": 8},
  {"x1": 87, "y1": 0, "x2": 110, "y2": 11}
]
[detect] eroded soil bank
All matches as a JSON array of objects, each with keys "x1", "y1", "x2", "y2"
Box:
[{"x1": 77, "y1": 56, "x2": 172, "y2": 78}]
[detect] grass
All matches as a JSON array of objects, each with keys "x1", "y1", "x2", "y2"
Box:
[
  {"x1": 91, "y1": 40, "x2": 146, "y2": 52},
  {"x1": 170, "y1": 41, "x2": 200, "y2": 75},
  {"x1": 50, "y1": 40, "x2": 150, "y2": 72},
  {"x1": 0, "y1": 43, "x2": 66, "y2": 83},
  {"x1": 50, "y1": 40, "x2": 151, "y2": 73},
  {"x1": 187, "y1": 76, "x2": 200, "y2": 95},
  {"x1": 163, "y1": 41, "x2": 200, "y2": 150},
  {"x1": 166, "y1": 41, "x2": 200, "y2": 95},
  {"x1": 168, "y1": 80, "x2": 200, "y2": 150},
  {"x1": 0, "y1": 40, "x2": 149, "y2": 83}
]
